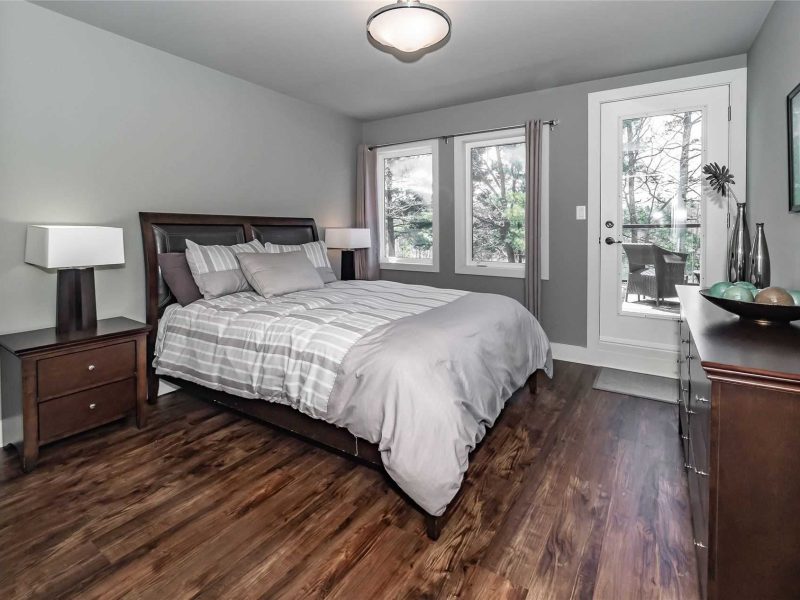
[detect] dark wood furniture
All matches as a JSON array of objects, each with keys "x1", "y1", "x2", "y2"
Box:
[
  {"x1": 139, "y1": 211, "x2": 538, "y2": 540},
  {"x1": 677, "y1": 286, "x2": 800, "y2": 600},
  {"x1": 0, "y1": 317, "x2": 150, "y2": 472}
]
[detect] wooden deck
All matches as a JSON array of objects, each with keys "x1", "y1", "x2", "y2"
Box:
[{"x1": 0, "y1": 361, "x2": 699, "y2": 599}]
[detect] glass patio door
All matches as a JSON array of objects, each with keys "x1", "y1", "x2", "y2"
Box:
[{"x1": 599, "y1": 85, "x2": 730, "y2": 350}]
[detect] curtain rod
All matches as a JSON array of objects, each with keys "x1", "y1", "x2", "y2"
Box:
[{"x1": 367, "y1": 120, "x2": 559, "y2": 151}]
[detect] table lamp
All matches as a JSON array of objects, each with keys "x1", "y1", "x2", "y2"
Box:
[
  {"x1": 325, "y1": 228, "x2": 371, "y2": 281},
  {"x1": 25, "y1": 225, "x2": 125, "y2": 334}
]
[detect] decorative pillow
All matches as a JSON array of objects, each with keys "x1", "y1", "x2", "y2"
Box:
[
  {"x1": 184, "y1": 238, "x2": 265, "y2": 299},
  {"x1": 236, "y1": 251, "x2": 324, "y2": 298},
  {"x1": 158, "y1": 253, "x2": 202, "y2": 306},
  {"x1": 262, "y1": 240, "x2": 336, "y2": 283}
]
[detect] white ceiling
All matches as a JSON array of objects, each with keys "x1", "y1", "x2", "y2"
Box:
[{"x1": 37, "y1": 1, "x2": 772, "y2": 121}]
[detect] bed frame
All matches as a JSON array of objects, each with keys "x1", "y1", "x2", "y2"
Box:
[{"x1": 139, "y1": 211, "x2": 537, "y2": 540}]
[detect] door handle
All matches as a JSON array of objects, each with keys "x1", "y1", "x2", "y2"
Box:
[{"x1": 604, "y1": 237, "x2": 622, "y2": 245}]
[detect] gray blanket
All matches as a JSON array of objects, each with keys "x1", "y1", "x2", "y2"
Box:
[
  {"x1": 327, "y1": 292, "x2": 552, "y2": 516},
  {"x1": 155, "y1": 281, "x2": 551, "y2": 517}
]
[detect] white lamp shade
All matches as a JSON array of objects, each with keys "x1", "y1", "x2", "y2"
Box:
[
  {"x1": 25, "y1": 225, "x2": 125, "y2": 269},
  {"x1": 325, "y1": 228, "x2": 372, "y2": 250},
  {"x1": 367, "y1": 2, "x2": 450, "y2": 53}
]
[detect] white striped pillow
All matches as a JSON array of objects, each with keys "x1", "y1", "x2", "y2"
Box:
[
  {"x1": 185, "y1": 238, "x2": 265, "y2": 299},
  {"x1": 262, "y1": 240, "x2": 336, "y2": 283}
]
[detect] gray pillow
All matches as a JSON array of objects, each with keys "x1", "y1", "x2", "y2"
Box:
[
  {"x1": 263, "y1": 240, "x2": 337, "y2": 283},
  {"x1": 236, "y1": 251, "x2": 325, "y2": 298},
  {"x1": 185, "y1": 238, "x2": 265, "y2": 299},
  {"x1": 158, "y1": 253, "x2": 202, "y2": 306}
]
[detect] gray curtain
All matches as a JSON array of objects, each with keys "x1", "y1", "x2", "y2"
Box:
[
  {"x1": 355, "y1": 144, "x2": 379, "y2": 280},
  {"x1": 524, "y1": 121, "x2": 543, "y2": 318}
]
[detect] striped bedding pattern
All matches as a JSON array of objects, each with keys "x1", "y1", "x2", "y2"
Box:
[
  {"x1": 154, "y1": 280, "x2": 467, "y2": 417},
  {"x1": 263, "y1": 240, "x2": 331, "y2": 269}
]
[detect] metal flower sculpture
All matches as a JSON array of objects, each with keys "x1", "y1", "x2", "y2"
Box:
[{"x1": 703, "y1": 162, "x2": 739, "y2": 202}]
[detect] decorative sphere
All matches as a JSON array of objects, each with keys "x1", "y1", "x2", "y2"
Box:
[
  {"x1": 755, "y1": 287, "x2": 794, "y2": 306},
  {"x1": 733, "y1": 281, "x2": 758, "y2": 293},
  {"x1": 788, "y1": 290, "x2": 800, "y2": 306},
  {"x1": 722, "y1": 286, "x2": 754, "y2": 302},
  {"x1": 709, "y1": 281, "x2": 734, "y2": 297}
]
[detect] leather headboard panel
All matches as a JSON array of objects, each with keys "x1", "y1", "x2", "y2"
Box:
[
  {"x1": 252, "y1": 224, "x2": 316, "y2": 245},
  {"x1": 140, "y1": 212, "x2": 319, "y2": 323}
]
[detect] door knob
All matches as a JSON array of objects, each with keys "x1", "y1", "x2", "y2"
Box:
[{"x1": 604, "y1": 237, "x2": 622, "y2": 245}]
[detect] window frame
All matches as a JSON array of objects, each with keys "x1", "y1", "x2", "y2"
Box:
[
  {"x1": 376, "y1": 139, "x2": 440, "y2": 273},
  {"x1": 453, "y1": 129, "x2": 522, "y2": 278}
]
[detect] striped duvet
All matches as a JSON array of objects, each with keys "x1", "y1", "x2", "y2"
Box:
[
  {"x1": 155, "y1": 280, "x2": 551, "y2": 516},
  {"x1": 155, "y1": 281, "x2": 467, "y2": 418}
]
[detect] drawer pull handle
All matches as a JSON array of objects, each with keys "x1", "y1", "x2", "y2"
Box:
[
  {"x1": 684, "y1": 462, "x2": 693, "y2": 471},
  {"x1": 694, "y1": 540, "x2": 707, "y2": 549},
  {"x1": 696, "y1": 394, "x2": 709, "y2": 404},
  {"x1": 88, "y1": 364, "x2": 96, "y2": 371},
  {"x1": 681, "y1": 434, "x2": 689, "y2": 441},
  {"x1": 88, "y1": 403, "x2": 97, "y2": 410},
  {"x1": 686, "y1": 408, "x2": 696, "y2": 415},
  {"x1": 681, "y1": 338, "x2": 690, "y2": 344},
  {"x1": 694, "y1": 467, "x2": 709, "y2": 477},
  {"x1": 686, "y1": 353, "x2": 694, "y2": 360}
]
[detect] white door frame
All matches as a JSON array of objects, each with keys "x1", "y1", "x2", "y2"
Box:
[{"x1": 586, "y1": 68, "x2": 747, "y2": 377}]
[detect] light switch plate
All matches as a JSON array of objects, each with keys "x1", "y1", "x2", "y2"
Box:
[{"x1": 576, "y1": 205, "x2": 587, "y2": 220}]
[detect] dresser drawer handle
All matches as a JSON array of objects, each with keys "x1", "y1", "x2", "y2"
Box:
[
  {"x1": 695, "y1": 394, "x2": 709, "y2": 404},
  {"x1": 681, "y1": 338, "x2": 690, "y2": 344},
  {"x1": 88, "y1": 364, "x2": 96, "y2": 371},
  {"x1": 88, "y1": 403, "x2": 97, "y2": 410},
  {"x1": 684, "y1": 462, "x2": 693, "y2": 471},
  {"x1": 681, "y1": 434, "x2": 689, "y2": 441},
  {"x1": 694, "y1": 539, "x2": 707, "y2": 549},
  {"x1": 686, "y1": 353, "x2": 694, "y2": 360},
  {"x1": 694, "y1": 467, "x2": 709, "y2": 477}
]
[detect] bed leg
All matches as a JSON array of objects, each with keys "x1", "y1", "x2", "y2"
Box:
[
  {"x1": 147, "y1": 369, "x2": 160, "y2": 405},
  {"x1": 425, "y1": 514, "x2": 441, "y2": 541},
  {"x1": 527, "y1": 372, "x2": 538, "y2": 395}
]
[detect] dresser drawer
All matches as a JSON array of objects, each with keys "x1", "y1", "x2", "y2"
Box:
[
  {"x1": 37, "y1": 341, "x2": 136, "y2": 400},
  {"x1": 38, "y1": 378, "x2": 136, "y2": 443}
]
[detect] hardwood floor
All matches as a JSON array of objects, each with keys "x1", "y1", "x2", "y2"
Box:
[{"x1": 0, "y1": 361, "x2": 699, "y2": 599}]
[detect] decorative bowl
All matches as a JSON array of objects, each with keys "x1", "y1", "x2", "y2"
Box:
[{"x1": 700, "y1": 289, "x2": 800, "y2": 325}]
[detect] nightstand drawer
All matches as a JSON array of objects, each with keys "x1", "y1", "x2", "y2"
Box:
[
  {"x1": 37, "y1": 341, "x2": 136, "y2": 400},
  {"x1": 38, "y1": 378, "x2": 136, "y2": 443}
]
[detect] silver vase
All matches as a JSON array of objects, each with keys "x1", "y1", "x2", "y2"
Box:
[
  {"x1": 727, "y1": 202, "x2": 751, "y2": 282},
  {"x1": 749, "y1": 222, "x2": 770, "y2": 288}
]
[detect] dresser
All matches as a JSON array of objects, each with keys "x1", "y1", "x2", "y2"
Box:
[
  {"x1": 677, "y1": 286, "x2": 800, "y2": 600},
  {"x1": 0, "y1": 317, "x2": 150, "y2": 471}
]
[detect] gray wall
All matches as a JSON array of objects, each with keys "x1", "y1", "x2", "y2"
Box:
[
  {"x1": 746, "y1": 1, "x2": 800, "y2": 290},
  {"x1": 363, "y1": 54, "x2": 747, "y2": 347},
  {"x1": 0, "y1": 2, "x2": 361, "y2": 337}
]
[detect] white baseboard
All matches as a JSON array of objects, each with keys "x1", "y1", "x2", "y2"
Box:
[{"x1": 551, "y1": 342, "x2": 678, "y2": 379}]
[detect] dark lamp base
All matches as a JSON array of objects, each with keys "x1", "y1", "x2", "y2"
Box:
[
  {"x1": 341, "y1": 250, "x2": 356, "y2": 281},
  {"x1": 56, "y1": 268, "x2": 97, "y2": 334}
]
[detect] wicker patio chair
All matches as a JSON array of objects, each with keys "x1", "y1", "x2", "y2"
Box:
[
  {"x1": 622, "y1": 243, "x2": 656, "y2": 302},
  {"x1": 622, "y1": 243, "x2": 688, "y2": 305},
  {"x1": 652, "y1": 244, "x2": 688, "y2": 303}
]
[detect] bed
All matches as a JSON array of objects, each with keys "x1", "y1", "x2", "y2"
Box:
[{"x1": 140, "y1": 212, "x2": 552, "y2": 539}]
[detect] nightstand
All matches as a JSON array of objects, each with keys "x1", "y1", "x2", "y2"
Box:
[{"x1": 0, "y1": 317, "x2": 150, "y2": 472}]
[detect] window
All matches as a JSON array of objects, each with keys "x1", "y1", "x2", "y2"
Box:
[
  {"x1": 376, "y1": 140, "x2": 439, "y2": 272},
  {"x1": 453, "y1": 128, "x2": 549, "y2": 278}
]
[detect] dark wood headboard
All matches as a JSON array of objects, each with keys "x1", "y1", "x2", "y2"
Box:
[{"x1": 138, "y1": 211, "x2": 319, "y2": 399}]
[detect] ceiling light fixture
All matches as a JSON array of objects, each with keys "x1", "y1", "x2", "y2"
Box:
[{"x1": 367, "y1": 0, "x2": 451, "y2": 54}]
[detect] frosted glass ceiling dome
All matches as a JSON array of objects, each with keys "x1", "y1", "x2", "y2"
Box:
[{"x1": 367, "y1": 1, "x2": 451, "y2": 54}]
